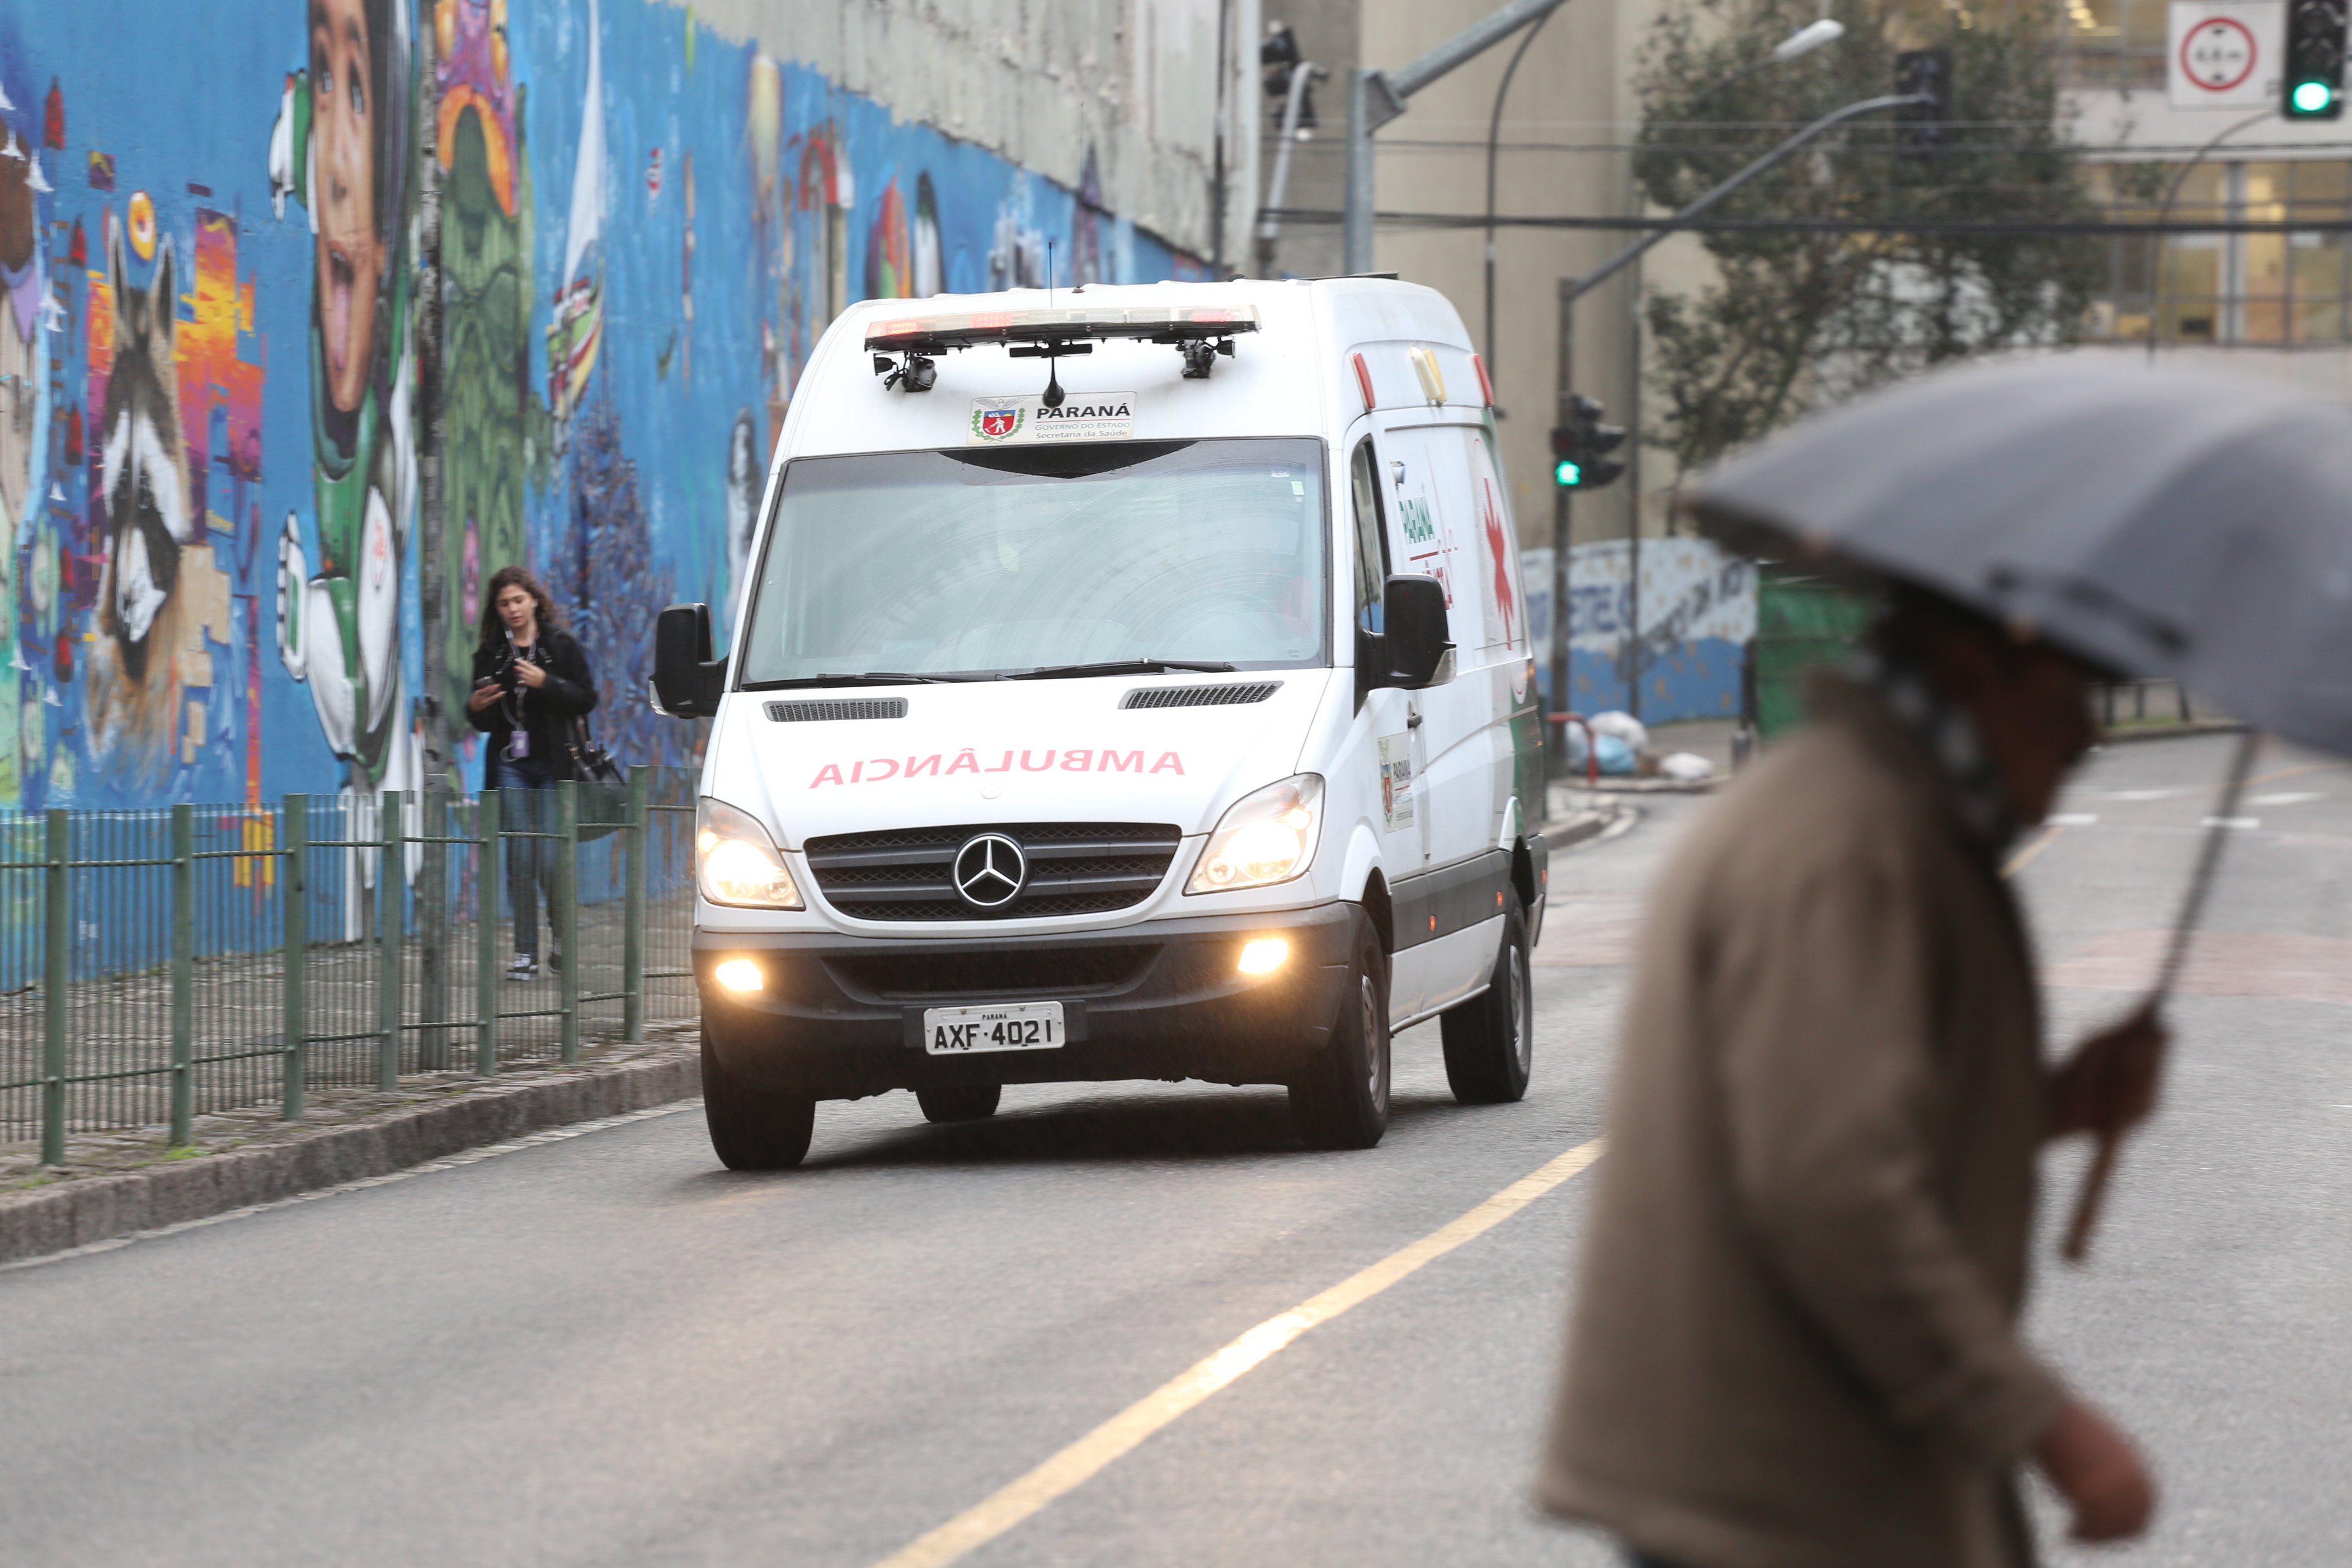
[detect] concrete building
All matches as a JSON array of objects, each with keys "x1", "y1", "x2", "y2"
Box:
[{"x1": 698, "y1": 0, "x2": 1263, "y2": 277}]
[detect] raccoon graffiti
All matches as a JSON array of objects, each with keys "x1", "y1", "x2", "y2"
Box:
[
  {"x1": 269, "y1": 0, "x2": 419, "y2": 800},
  {"x1": 85, "y1": 227, "x2": 232, "y2": 781}
]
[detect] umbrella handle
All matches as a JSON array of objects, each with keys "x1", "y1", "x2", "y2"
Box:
[
  {"x1": 2062, "y1": 1131, "x2": 2120, "y2": 1263},
  {"x1": 2063, "y1": 730, "x2": 2257, "y2": 1266}
]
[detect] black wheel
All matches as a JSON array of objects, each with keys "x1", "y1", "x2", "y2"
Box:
[
  {"x1": 1289, "y1": 914, "x2": 1391, "y2": 1150},
  {"x1": 916, "y1": 1084, "x2": 1002, "y2": 1123},
  {"x1": 700, "y1": 1025, "x2": 816, "y2": 1170},
  {"x1": 1441, "y1": 890, "x2": 1533, "y2": 1105}
]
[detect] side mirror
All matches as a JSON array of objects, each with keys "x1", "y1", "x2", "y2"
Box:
[
  {"x1": 652, "y1": 603, "x2": 729, "y2": 718},
  {"x1": 1382, "y1": 574, "x2": 1455, "y2": 690}
]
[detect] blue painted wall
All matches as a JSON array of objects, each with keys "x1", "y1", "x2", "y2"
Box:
[{"x1": 1521, "y1": 539, "x2": 1756, "y2": 724}]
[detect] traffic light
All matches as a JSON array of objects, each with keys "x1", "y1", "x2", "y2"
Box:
[
  {"x1": 1893, "y1": 48, "x2": 1953, "y2": 151},
  {"x1": 2284, "y1": 0, "x2": 2348, "y2": 118},
  {"x1": 1261, "y1": 24, "x2": 1318, "y2": 131},
  {"x1": 1552, "y1": 395, "x2": 1625, "y2": 490}
]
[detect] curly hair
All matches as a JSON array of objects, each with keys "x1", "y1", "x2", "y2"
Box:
[{"x1": 478, "y1": 564, "x2": 562, "y2": 649}]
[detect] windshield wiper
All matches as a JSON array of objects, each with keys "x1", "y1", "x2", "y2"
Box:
[
  {"x1": 740, "y1": 671, "x2": 956, "y2": 691},
  {"x1": 1005, "y1": 659, "x2": 1238, "y2": 681}
]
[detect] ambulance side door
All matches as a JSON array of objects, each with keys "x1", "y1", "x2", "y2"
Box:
[{"x1": 1347, "y1": 432, "x2": 1434, "y2": 1019}]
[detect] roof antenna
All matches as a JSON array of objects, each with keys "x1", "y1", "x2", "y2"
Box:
[{"x1": 1040, "y1": 238, "x2": 1067, "y2": 408}]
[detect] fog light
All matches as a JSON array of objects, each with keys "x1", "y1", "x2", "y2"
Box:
[
  {"x1": 1238, "y1": 938, "x2": 1289, "y2": 975},
  {"x1": 714, "y1": 958, "x2": 764, "y2": 993}
]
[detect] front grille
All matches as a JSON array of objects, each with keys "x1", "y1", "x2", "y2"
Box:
[
  {"x1": 801, "y1": 821, "x2": 1183, "y2": 921},
  {"x1": 765, "y1": 698, "x2": 910, "y2": 723},
  {"x1": 1120, "y1": 681, "x2": 1283, "y2": 710},
  {"x1": 823, "y1": 945, "x2": 1161, "y2": 1001}
]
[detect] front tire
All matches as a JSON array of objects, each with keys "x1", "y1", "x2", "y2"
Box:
[
  {"x1": 1440, "y1": 891, "x2": 1532, "y2": 1104},
  {"x1": 701, "y1": 1024, "x2": 816, "y2": 1170},
  {"x1": 917, "y1": 1084, "x2": 1002, "y2": 1123},
  {"x1": 1289, "y1": 915, "x2": 1391, "y2": 1150}
]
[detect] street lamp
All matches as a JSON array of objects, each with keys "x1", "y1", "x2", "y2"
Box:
[
  {"x1": 1545, "y1": 82, "x2": 1932, "y2": 753},
  {"x1": 1478, "y1": 15, "x2": 1845, "y2": 369},
  {"x1": 1679, "y1": 19, "x2": 1847, "y2": 118}
]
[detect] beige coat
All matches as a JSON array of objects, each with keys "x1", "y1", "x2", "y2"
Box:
[{"x1": 1538, "y1": 680, "x2": 2067, "y2": 1568}]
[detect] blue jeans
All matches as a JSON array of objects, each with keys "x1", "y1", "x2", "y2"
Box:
[{"x1": 490, "y1": 753, "x2": 557, "y2": 958}]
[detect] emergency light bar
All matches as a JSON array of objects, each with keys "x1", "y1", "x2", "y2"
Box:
[{"x1": 864, "y1": 305, "x2": 1261, "y2": 354}]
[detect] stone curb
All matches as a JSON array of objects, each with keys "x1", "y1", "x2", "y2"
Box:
[
  {"x1": 0, "y1": 1048, "x2": 701, "y2": 1267},
  {"x1": 2096, "y1": 720, "x2": 2246, "y2": 745},
  {"x1": 1542, "y1": 800, "x2": 1630, "y2": 854}
]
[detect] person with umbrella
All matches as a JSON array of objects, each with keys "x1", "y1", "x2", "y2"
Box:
[{"x1": 1537, "y1": 355, "x2": 2352, "y2": 1566}]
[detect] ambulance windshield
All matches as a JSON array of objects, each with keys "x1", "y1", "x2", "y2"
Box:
[{"x1": 738, "y1": 439, "x2": 1328, "y2": 686}]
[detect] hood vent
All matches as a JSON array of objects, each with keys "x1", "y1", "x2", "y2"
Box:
[
  {"x1": 764, "y1": 697, "x2": 910, "y2": 723},
  {"x1": 1120, "y1": 681, "x2": 1282, "y2": 710}
]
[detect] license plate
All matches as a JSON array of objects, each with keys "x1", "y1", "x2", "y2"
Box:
[{"x1": 921, "y1": 1001, "x2": 1066, "y2": 1055}]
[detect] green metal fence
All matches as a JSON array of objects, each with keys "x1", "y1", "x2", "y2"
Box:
[
  {"x1": 1753, "y1": 567, "x2": 1873, "y2": 740},
  {"x1": 1, "y1": 766, "x2": 700, "y2": 1166}
]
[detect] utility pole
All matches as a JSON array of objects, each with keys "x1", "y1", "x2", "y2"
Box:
[
  {"x1": 1344, "y1": 0, "x2": 1572, "y2": 273},
  {"x1": 1548, "y1": 286, "x2": 1576, "y2": 745},
  {"x1": 415, "y1": 16, "x2": 449, "y2": 1070},
  {"x1": 1256, "y1": 58, "x2": 1327, "y2": 277}
]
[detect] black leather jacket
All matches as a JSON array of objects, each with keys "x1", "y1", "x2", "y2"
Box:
[{"x1": 467, "y1": 624, "x2": 598, "y2": 786}]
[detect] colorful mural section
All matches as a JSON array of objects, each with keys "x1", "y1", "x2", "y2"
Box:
[
  {"x1": 0, "y1": 0, "x2": 1202, "y2": 813},
  {"x1": 1521, "y1": 539, "x2": 1756, "y2": 723}
]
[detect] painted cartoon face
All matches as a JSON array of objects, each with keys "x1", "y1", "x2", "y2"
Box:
[{"x1": 310, "y1": 0, "x2": 384, "y2": 413}]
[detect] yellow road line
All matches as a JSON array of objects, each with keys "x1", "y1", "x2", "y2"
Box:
[
  {"x1": 2003, "y1": 823, "x2": 2066, "y2": 878},
  {"x1": 2245, "y1": 758, "x2": 2345, "y2": 788},
  {"x1": 866, "y1": 1136, "x2": 1608, "y2": 1568}
]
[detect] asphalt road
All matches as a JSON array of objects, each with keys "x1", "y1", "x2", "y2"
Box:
[{"x1": 3, "y1": 731, "x2": 2346, "y2": 1567}]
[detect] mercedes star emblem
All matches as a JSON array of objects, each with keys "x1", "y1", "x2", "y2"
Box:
[{"x1": 953, "y1": 832, "x2": 1028, "y2": 910}]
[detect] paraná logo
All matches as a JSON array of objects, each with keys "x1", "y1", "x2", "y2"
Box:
[{"x1": 974, "y1": 406, "x2": 1024, "y2": 441}]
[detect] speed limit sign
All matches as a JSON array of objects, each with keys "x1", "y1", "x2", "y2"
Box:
[{"x1": 2170, "y1": 1, "x2": 2284, "y2": 107}]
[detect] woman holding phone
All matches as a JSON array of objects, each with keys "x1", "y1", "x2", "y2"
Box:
[{"x1": 466, "y1": 566, "x2": 597, "y2": 978}]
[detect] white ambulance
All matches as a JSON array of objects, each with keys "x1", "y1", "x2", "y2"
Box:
[{"x1": 652, "y1": 276, "x2": 1548, "y2": 1169}]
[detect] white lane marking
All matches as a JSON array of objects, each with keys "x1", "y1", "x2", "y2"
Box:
[
  {"x1": 2202, "y1": 816, "x2": 2261, "y2": 830},
  {"x1": 2047, "y1": 813, "x2": 2100, "y2": 827},
  {"x1": 2104, "y1": 789, "x2": 2179, "y2": 801},
  {"x1": 2247, "y1": 792, "x2": 2324, "y2": 807},
  {"x1": 2, "y1": 1101, "x2": 701, "y2": 1273},
  {"x1": 864, "y1": 1137, "x2": 1608, "y2": 1568}
]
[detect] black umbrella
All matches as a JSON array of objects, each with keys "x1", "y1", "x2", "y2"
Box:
[
  {"x1": 1688, "y1": 355, "x2": 2352, "y2": 755},
  {"x1": 1683, "y1": 355, "x2": 2352, "y2": 1258}
]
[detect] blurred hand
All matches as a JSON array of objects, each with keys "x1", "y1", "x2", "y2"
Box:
[
  {"x1": 2048, "y1": 1004, "x2": 2168, "y2": 1141},
  {"x1": 2034, "y1": 1398, "x2": 2156, "y2": 1543},
  {"x1": 466, "y1": 681, "x2": 503, "y2": 712},
  {"x1": 513, "y1": 659, "x2": 547, "y2": 690}
]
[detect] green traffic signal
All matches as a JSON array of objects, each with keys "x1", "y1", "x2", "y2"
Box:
[
  {"x1": 1555, "y1": 459, "x2": 1581, "y2": 486},
  {"x1": 2293, "y1": 78, "x2": 2336, "y2": 113}
]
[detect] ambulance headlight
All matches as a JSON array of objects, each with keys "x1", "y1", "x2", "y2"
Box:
[
  {"x1": 696, "y1": 798, "x2": 804, "y2": 910},
  {"x1": 1187, "y1": 775, "x2": 1323, "y2": 894}
]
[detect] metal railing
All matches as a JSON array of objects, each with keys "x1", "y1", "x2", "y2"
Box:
[{"x1": 1, "y1": 767, "x2": 700, "y2": 1166}]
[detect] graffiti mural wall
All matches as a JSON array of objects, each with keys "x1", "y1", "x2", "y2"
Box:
[
  {"x1": 0, "y1": 0, "x2": 1202, "y2": 813},
  {"x1": 1521, "y1": 539, "x2": 1756, "y2": 723}
]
